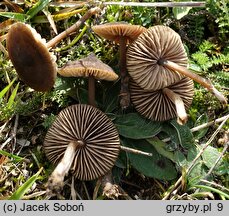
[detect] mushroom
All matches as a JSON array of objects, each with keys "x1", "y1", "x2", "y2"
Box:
[
  {"x1": 44, "y1": 104, "x2": 120, "y2": 193},
  {"x1": 6, "y1": 23, "x2": 57, "y2": 92},
  {"x1": 58, "y1": 53, "x2": 118, "y2": 106},
  {"x1": 127, "y1": 25, "x2": 227, "y2": 105},
  {"x1": 92, "y1": 22, "x2": 146, "y2": 109},
  {"x1": 129, "y1": 77, "x2": 194, "y2": 124},
  {"x1": 6, "y1": 7, "x2": 101, "y2": 92}
]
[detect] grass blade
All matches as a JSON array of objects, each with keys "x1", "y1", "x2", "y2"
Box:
[
  {"x1": 0, "y1": 78, "x2": 16, "y2": 100},
  {"x1": 26, "y1": 0, "x2": 51, "y2": 20},
  {"x1": 0, "y1": 12, "x2": 27, "y2": 21},
  {"x1": 7, "y1": 82, "x2": 19, "y2": 109},
  {"x1": 0, "y1": 149, "x2": 24, "y2": 163},
  {"x1": 191, "y1": 184, "x2": 229, "y2": 199},
  {"x1": 8, "y1": 167, "x2": 43, "y2": 200}
]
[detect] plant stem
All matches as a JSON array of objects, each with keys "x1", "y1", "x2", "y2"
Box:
[
  {"x1": 162, "y1": 88, "x2": 188, "y2": 125},
  {"x1": 101, "y1": 1, "x2": 206, "y2": 7},
  {"x1": 88, "y1": 75, "x2": 96, "y2": 107},
  {"x1": 119, "y1": 36, "x2": 130, "y2": 109},
  {"x1": 47, "y1": 140, "x2": 84, "y2": 194},
  {"x1": 159, "y1": 59, "x2": 227, "y2": 105},
  {"x1": 120, "y1": 146, "x2": 152, "y2": 157},
  {"x1": 46, "y1": 7, "x2": 101, "y2": 48}
]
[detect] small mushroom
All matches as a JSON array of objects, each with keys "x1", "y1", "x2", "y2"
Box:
[
  {"x1": 58, "y1": 53, "x2": 118, "y2": 106},
  {"x1": 6, "y1": 23, "x2": 57, "y2": 92},
  {"x1": 129, "y1": 77, "x2": 194, "y2": 123},
  {"x1": 92, "y1": 22, "x2": 146, "y2": 109},
  {"x1": 44, "y1": 104, "x2": 120, "y2": 193},
  {"x1": 127, "y1": 25, "x2": 227, "y2": 105}
]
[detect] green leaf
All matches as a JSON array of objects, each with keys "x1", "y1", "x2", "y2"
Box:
[
  {"x1": 0, "y1": 78, "x2": 16, "y2": 100},
  {"x1": 0, "y1": 12, "x2": 27, "y2": 21},
  {"x1": 173, "y1": 6, "x2": 192, "y2": 20},
  {"x1": 26, "y1": 0, "x2": 51, "y2": 20},
  {"x1": 174, "y1": 151, "x2": 187, "y2": 168},
  {"x1": 162, "y1": 119, "x2": 194, "y2": 149},
  {"x1": 146, "y1": 137, "x2": 176, "y2": 162},
  {"x1": 193, "y1": 114, "x2": 209, "y2": 139},
  {"x1": 114, "y1": 113, "x2": 162, "y2": 139},
  {"x1": 202, "y1": 145, "x2": 222, "y2": 169},
  {"x1": 122, "y1": 138, "x2": 177, "y2": 180},
  {"x1": 8, "y1": 168, "x2": 43, "y2": 200},
  {"x1": 187, "y1": 147, "x2": 208, "y2": 185}
]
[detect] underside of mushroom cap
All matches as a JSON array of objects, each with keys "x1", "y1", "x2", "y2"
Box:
[
  {"x1": 92, "y1": 22, "x2": 146, "y2": 44},
  {"x1": 58, "y1": 53, "x2": 118, "y2": 81},
  {"x1": 44, "y1": 104, "x2": 120, "y2": 181},
  {"x1": 130, "y1": 77, "x2": 194, "y2": 122},
  {"x1": 127, "y1": 25, "x2": 188, "y2": 91},
  {"x1": 6, "y1": 23, "x2": 57, "y2": 92}
]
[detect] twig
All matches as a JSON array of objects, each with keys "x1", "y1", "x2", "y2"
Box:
[
  {"x1": 120, "y1": 146, "x2": 152, "y2": 156},
  {"x1": 162, "y1": 114, "x2": 229, "y2": 143},
  {"x1": 22, "y1": 191, "x2": 46, "y2": 200},
  {"x1": 46, "y1": 7, "x2": 101, "y2": 48},
  {"x1": 200, "y1": 179, "x2": 229, "y2": 194},
  {"x1": 93, "y1": 178, "x2": 102, "y2": 200},
  {"x1": 0, "y1": 114, "x2": 19, "y2": 150},
  {"x1": 83, "y1": 181, "x2": 91, "y2": 200},
  {"x1": 70, "y1": 176, "x2": 77, "y2": 200},
  {"x1": 162, "y1": 114, "x2": 229, "y2": 200},
  {"x1": 101, "y1": 1, "x2": 206, "y2": 8}
]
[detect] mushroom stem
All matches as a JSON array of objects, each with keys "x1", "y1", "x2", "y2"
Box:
[
  {"x1": 119, "y1": 36, "x2": 130, "y2": 109},
  {"x1": 47, "y1": 140, "x2": 83, "y2": 194},
  {"x1": 159, "y1": 59, "x2": 227, "y2": 105},
  {"x1": 88, "y1": 75, "x2": 96, "y2": 107},
  {"x1": 46, "y1": 7, "x2": 101, "y2": 49},
  {"x1": 162, "y1": 88, "x2": 188, "y2": 125},
  {"x1": 101, "y1": 171, "x2": 121, "y2": 199}
]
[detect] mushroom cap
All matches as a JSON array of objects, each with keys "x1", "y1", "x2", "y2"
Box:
[
  {"x1": 44, "y1": 104, "x2": 120, "y2": 181},
  {"x1": 58, "y1": 53, "x2": 118, "y2": 81},
  {"x1": 127, "y1": 25, "x2": 188, "y2": 91},
  {"x1": 92, "y1": 22, "x2": 146, "y2": 44},
  {"x1": 130, "y1": 77, "x2": 194, "y2": 122},
  {"x1": 6, "y1": 22, "x2": 57, "y2": 92}
]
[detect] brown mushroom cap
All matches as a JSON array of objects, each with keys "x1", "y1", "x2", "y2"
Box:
[
  {"x1": 92, "y1": 22, "x2": 146, "y2": 44},
  {"x1": 44, "y1": 104, "x2": 120, "y2": 181},
  {"x1": 127, "y1": 25, "x2": 188, "y2": 91},
  {"x1": 58, "y1": 53, "x2": 118, "y2": 81},
  {"x1": 130, "y1": 77, "x2": 194, "y2": 122},
  {"x1": 6, "y1": 23, "x2": 56, "y2": 92}
]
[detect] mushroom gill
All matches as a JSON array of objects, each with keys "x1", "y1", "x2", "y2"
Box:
[
  {"x1": 127, "y1": 25, "x2": 187, "y2": 91},
  {"x1": 129, "y1": 77, "x2": 194, "y2": 122},
  {"x1": 44, "y1": 104, "x2": 120, "y2": 192}
]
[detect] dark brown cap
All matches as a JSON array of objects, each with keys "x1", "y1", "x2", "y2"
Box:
[
  {"x1": 130, "y1": 77, "x2": 194, "y2": 122},
  {"x1": 58, "y1": 53, "x2": 118, "y2": 81},
  {"x1": 7, "y1": 23, "x2": 56, "y2": 92},
  {"x1": 92, "y1": 22, "x2": 146, "y2": 44},
  {"x1": 44, "y1": 104, "x2": 120, "y2": 181},
  {"x1": 127, "y1": 25, "x2": 187, "y2": 91}
]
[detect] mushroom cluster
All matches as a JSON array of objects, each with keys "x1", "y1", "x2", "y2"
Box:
[
  {"x1": 44, "y1": 104, "x2": 120, "y2": 192},
  {"x1": 92, "y1": 22, "x2": 146, "y2": 109},
  {"x1": 126, "y1": 25, "x2": 227, "y2": 124}
]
